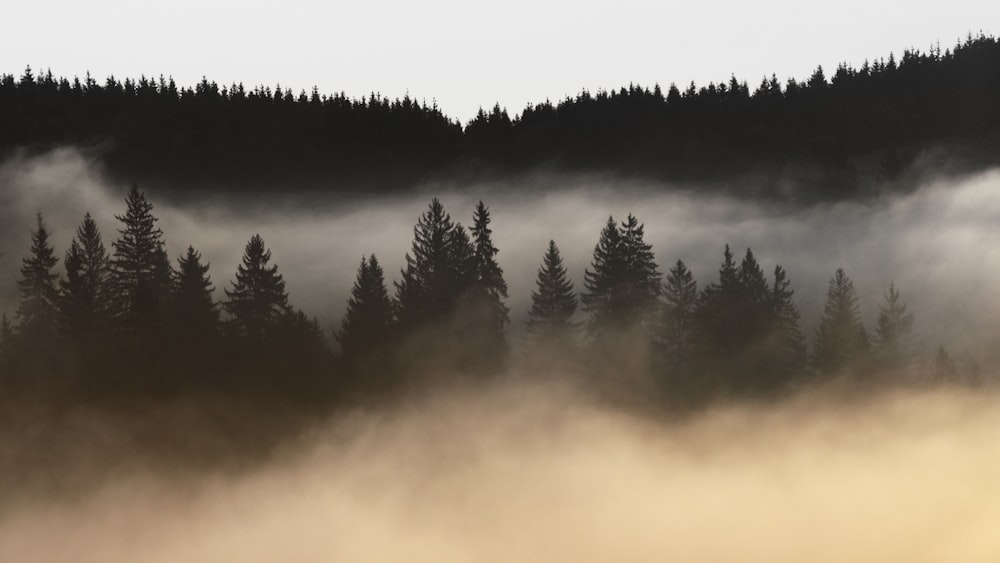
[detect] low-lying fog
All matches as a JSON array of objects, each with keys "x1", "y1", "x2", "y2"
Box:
[
  {"x1": 3, "y1": 383, "x2": 1000, "y2": 562},
  {"x1": 3, "y1": 149, "x2": 1000, "y2": 560},
  {"x1": 2, "y1": 148, "x2": 998, "y2": 362}
]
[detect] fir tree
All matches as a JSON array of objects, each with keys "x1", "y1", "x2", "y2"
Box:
[
  {"x1": 693, "y1": 245, "x2": 740, "y2": 364},
  {"x1": 337, "y1": 254, "x2": 393, "y2": 369},
  {"x1": 59, "y1": 213, "x2": 111, "y2": 339},
  {"x1": 224, "y1": 234, "x2": 289, "y2": 341},
  {"x1": 873, "y1": 282, "x2": 918, "y2": 376},
  {"x1": 526, "y1": 240, "x2": 579, "y2": 346},
  {"x1": 16, "y1": 214, "x2": 60, "y2": 344},
  {"x1": 660, "y1": 259, "x2": 698, "y2": 379},
  {"x1": 463, "y1": 201, "x2": 510, "y2": 367},
  {"x1": 813, "y1": 268, "x2": 868, "y2": 376},
  {"x1": 582, "y1": 214, "x2": 661, "y2": 337},
  {"x1": 768, "y1": 265, "x2": 807, "y2": 382},
  {"x1": 111, "y1": 185, "x2": 172, "y2": 331},
  {"x1": 171, "y1": 246, "x2": 219, "y2": 340},
  {"x1": 394, "y1": 198, "x2": 473, "y2": 327}
]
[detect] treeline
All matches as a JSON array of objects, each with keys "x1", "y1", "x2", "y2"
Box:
[
  {"x1": 0, "y1": 188, "x2": 981, "y2": 407},
  {"x1": 2, "y1": 34, "x2": 999, "y2": 198}
]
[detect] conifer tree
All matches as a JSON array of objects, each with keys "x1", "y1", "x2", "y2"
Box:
[
  {"x1": 660, "y1": 259, "x2": 697, "y2": 378},
  {"x1": 873, "y1": 282, "x2": 918, "y2": 376},
  {"x1": 694, "y1": 245, "x2": 740, "y2": 361},
  {"x1": 337, "y1": 254, "x2": 393, "y2": 369},
  {"x1": 171, "y1": 246, "x2": 219, "y2": 340},
  {"x1": 813, "y1": 268, "x2": 867, "y2": 376},
  {"x1": 111, "y1": 185, "x2": 172, "y2": 331},
  {"x1": 394, "y1": 198, "x2": 473, "y2": 327},
  {"x1": 224, "y1": 234, "x2": 288, "y2": 341},
  {"x1": 16, "y1": 214, "x2": 60, "y2": 344},
  {"x1": 464, "y1": 201, "x2": 510, "y2": 366},
  {"x1": 59, "y1": 213, "x2": 111, "y2": 339},
  {"x1": 768, "y1": 265, "x2": 807, "y2": 380},
  {"x1": 526, "y1": 240, "x2": 578, "y2": 346},
  {"x1": 582, "y1": 214, "x2": 660, "y2": 337}
]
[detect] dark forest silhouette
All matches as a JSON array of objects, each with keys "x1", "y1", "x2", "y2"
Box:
[
  {"x1": 2, "y1": 34, "x2": 998, "y2": 199},
  {"x1": 0, "y1": 189, "x2": 983, "y2": 411}
]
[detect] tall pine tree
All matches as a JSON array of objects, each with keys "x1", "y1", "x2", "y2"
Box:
[
  {"x1": 873, "y1": 282, "x2": 918, "y2": 377},
  {"x1": 59, "y1": 213, "x2": 111, "y2": 340},
  {"x1": 111, "y1": 185, "x2": 172, "y2": 332},
  {"x1": 582, "y1": 214, "x2": 660, "y2": 338},
  {"x1": 813, "y1": 268, "x2": 869, "y2": 376},
  {"x1": 171, "y1": 246, "x2": 219, "y2": 341},
  {"x1": 16, "y1": 214, "x2": 60, "y2": 345},
  {"x1": 394, "y1": 198, "x2": 473, "y2": 327},
  {"x1": 462, "y1": 201, "x2": 510, "y2": 369},
  {"x1": 337, "y1": 254, "x2": 393, "y2": 372},
  {"x1": 526, "y1": 240, "x2": 579, "y2": 345},
  {"x1": 224, "y1": 234, "x2": 288, "y2": 342},
  {"x1": 659, "y1": 259, "x2": 698, "y2": 384}
]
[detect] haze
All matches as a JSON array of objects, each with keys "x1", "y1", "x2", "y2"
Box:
[
  {"x1": 3, "y1": 382, "x2": 1000, "y2": 562},
  {"x1": 1, "y1": 149, "x2": 998, "y2": 364}
]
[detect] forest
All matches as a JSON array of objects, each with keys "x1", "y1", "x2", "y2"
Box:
[
  {"x1": 0, "y1": 185, "x2": 981, "y2": 413},
  {"x1": 2, "y1": 34, "x2": 998, "y2": 199}
]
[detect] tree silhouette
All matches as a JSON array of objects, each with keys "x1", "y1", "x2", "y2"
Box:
[
  {"x1": 659, "y1": 259, "x2": 698, "y2": 385},
  {"x1": 768, "y1": 265, "x2": 807, "y2": 383},
  {"x1": 526, "y1": 240, "x2": 579, "y2": 346},
  {"x1": 111, "y1": 185, "x2": 172, "y2": 332},
  {"x1": 813, "y1": 268, "x2": 868, "y2": 376},
  {"x1": 582, "y1": 214, "x2": 661, "y2": 338},
  {"x1": 394, "y1": 198, "x2": 473, "y2": 327},
  {"x1": 171, "y1": 246, "x2": 219, "y2": 341},
  {"x1": 224, "y1": 234, "x2": 288, "y2": 342},
  {"x1": 873, "y1": 282, "x2": 918, "y2": 377},
  {"x1": 337, "y1": 254, "x2": 393, "y2": 374},
  {"x1": 59, "y1": 213, "x2": 111, "y2": 340},
  {"x1": 463, "y1": 201, "x2": 510, "y2": 369},
  {"x1": 15, "y1": 214, "x2": 60, "y2": 345}
]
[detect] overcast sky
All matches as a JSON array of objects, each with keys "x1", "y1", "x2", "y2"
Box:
[{"x1": 3, "y1": 0, "x2": 997, "y2": 122}]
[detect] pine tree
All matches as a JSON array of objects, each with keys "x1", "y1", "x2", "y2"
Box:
[
  {"x1": 463, "y1": 201, "x2": 510, "y2": 367},
  {"x1": 582, "y1": 217, "x2": 622, "y2": 335},
  {"x1": 582, "y1": 214, "x2": 660, "y2": 338},
  {"x1": 526, "y1": 240, "x2": 579, "y2": 346},
  {"x1": 394, "y1": 198, "x2": 473, "y2": 326},
  {"x1": 693, "y1": 245, "x2": 740, "y2": 363},
  {"x1": 813, "y1": 268, "x2": 868, "y2": 376},
  {"x1": 768, "y1": 265, "x2": 807, "y2": 381},
  {"x1": 171, "y1": 246, "x2": 219, "y2": 340},
  {"x1": 111, "y1": 185, "x2": 172, "y2": 331},
  {"x1": 16, "y1": 214, "x2": 60, "y2": 344},
  {"x1": 223, "y1": 234, "x2": 289, "y2": 341},
  {"x1": 337, "y1": 254, "x2": 393, "y2": 369},
  {"x1": 874, "y1": 282, "x2": 918, "y2": 376},
  {"x1": 59, "y1": 213, "x2": 111, "y2": 339},
  {"x1": 660, "y1": 260, "x2": 697, "y2": 379}
]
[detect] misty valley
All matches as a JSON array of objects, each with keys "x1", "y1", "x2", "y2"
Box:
[{"x1": 2, "y1": 32, "x2": 1000, "y2": 562}]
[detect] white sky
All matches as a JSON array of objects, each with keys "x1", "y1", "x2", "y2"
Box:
[{"x1": 3, "y1": 0, "x2": 997, "y2": 122}]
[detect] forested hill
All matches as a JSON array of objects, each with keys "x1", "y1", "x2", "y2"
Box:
[{"x1": 2, "y1": 34, "x2": 998, "y2": 199}]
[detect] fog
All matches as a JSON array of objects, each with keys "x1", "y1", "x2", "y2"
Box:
[
  {"x1": 2, "y1": 148, "x2": 998, "y2": 362},
  {"x1": 3, "y1": 382, "x2": 1000, "y2": 562},
  {"x1": 3, "y1": 149, "x2": 1000, "y2": 560}
]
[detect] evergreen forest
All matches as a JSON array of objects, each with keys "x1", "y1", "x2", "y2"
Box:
[
  {"x1": 2, "y1": 34, "x2": 999, "y2": 199},
  {"x1": 0, "y1": 187, "x2": 981, "y2": 412}
]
